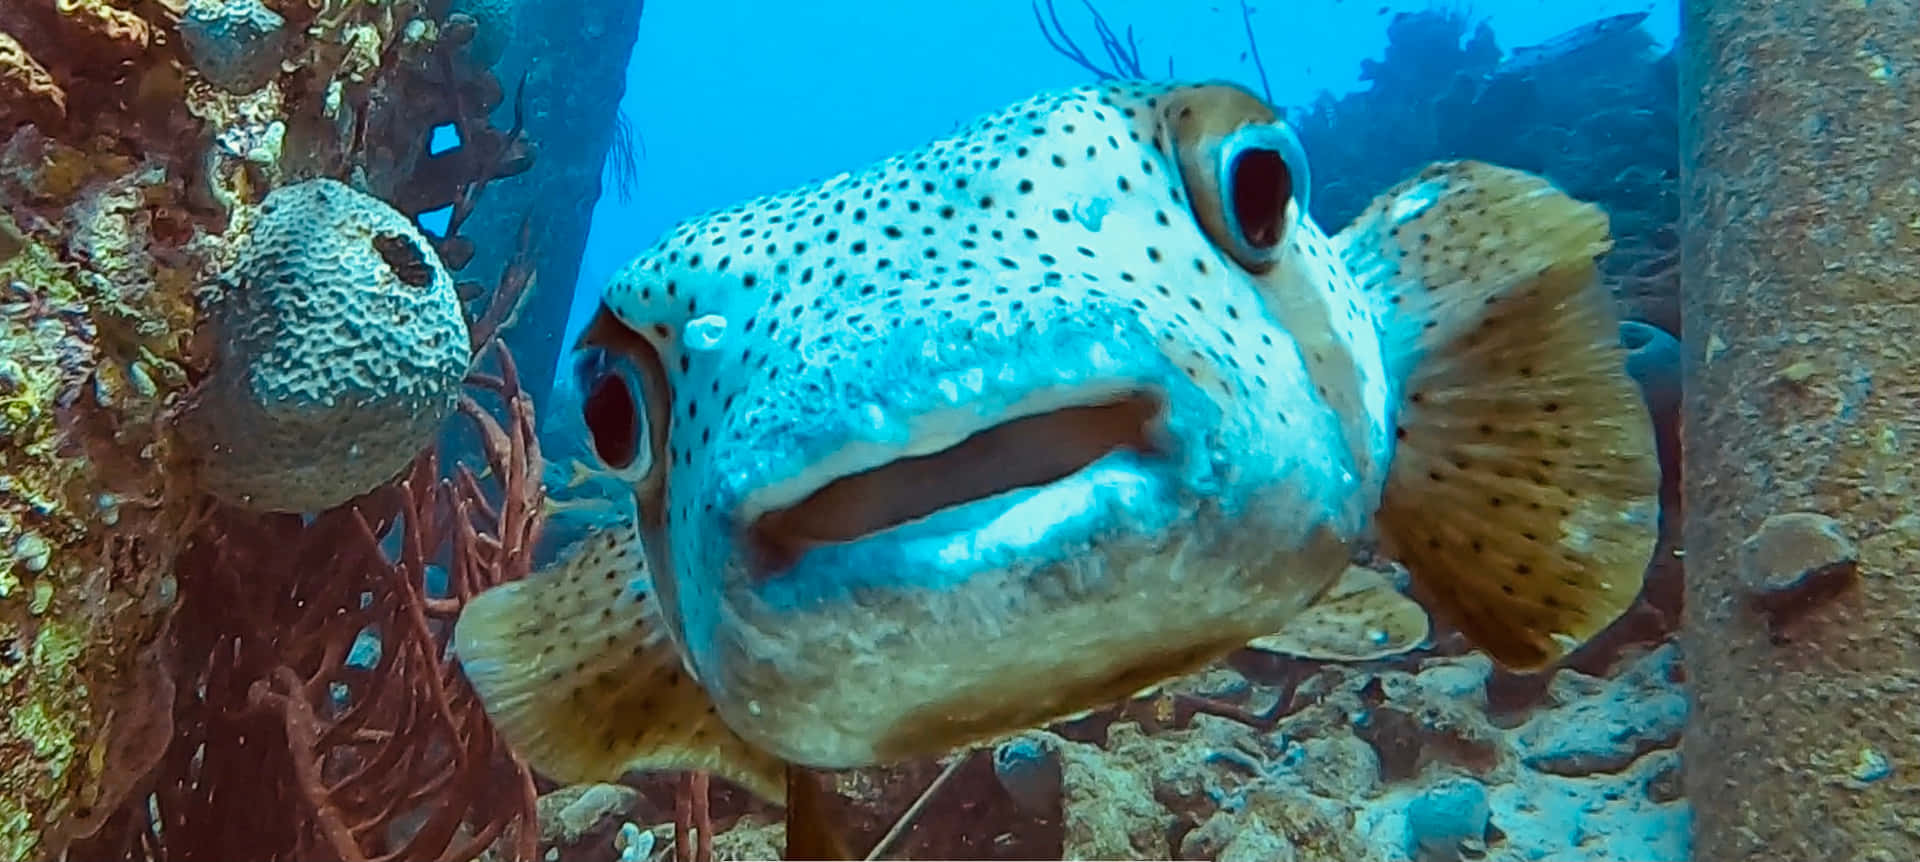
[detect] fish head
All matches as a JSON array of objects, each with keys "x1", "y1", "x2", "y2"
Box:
[{"x1": 569, "y1": 81, "x2": 1396, "y2": 767}]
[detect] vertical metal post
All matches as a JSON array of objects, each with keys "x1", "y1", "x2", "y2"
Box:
[{"x1": 1679, "y1": 2, "x2": 1920, "y2": 859}]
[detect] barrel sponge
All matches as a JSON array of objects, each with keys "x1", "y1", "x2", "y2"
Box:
[
  {"x1": 184, "y1": 178, "x2": 470, "y2": 513},
  {"x1": 177, "y1": 0, "x2": 288, "y2": 94}
]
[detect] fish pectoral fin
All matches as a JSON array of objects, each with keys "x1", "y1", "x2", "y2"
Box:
[
  {"x1": 1248, "y1": 565, "x2": 1430, "y2": 661},
  {"x1": 1337, "y1": 160, "x2": 1660, "y2": 672},
  {"x1": 452, "y1": 526, "x2": 788, "y2": 803}
]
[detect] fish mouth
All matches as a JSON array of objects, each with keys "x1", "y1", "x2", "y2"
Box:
[{"x1": 744, "y1": 389, "x2": 1171, "y2": 579}]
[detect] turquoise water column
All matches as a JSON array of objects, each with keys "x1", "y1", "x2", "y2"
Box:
[{"x1": 1678, "y1": 2, "x2": 1920, "y2": 860}]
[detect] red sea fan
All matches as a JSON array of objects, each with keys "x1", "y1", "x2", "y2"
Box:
[{"x1": 77, "y1": 313, "x2": 548, "y2": 860}]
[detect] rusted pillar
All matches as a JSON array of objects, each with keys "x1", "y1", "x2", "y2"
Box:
[{"x1": 1679, "y1": 2, "x2": 1920, "y2": 861}]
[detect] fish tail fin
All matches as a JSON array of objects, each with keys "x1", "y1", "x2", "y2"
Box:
[
  {"x1": 1334, "y1": 160, "x2": 1660, "y2": 671},
  {"x1": 453, "y1": 525, "x2": 789, "y2": 802}
]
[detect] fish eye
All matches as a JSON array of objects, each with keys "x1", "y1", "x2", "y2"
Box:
[
  {"x1": 569, "y1": 304, "x2": 674, "y2": 484},
  {"x1": 1212, "y1": 122, "x2": 1312, "y2": 270},
  {"x1": 572, "y1": 346, "x2": 643, "y2": 471},
  {"x1": 1160, "y1": 83, "x2": 1312, "y2": 275},
  {"x1": 1228, "y1": 146, "x2": 1291, "y2": 249},
  {"x1": 583, "y1": 364, "x2": 640, "y2": 470}
]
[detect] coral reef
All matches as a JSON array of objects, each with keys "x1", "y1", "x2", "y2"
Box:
[
  {"x1": 0, "y1": 0, "x2": 548, "y2": 856},
  {"x1": 73, "y1": 343, "x2": 544, "y2": 862},
  {"x1": 0, "y1": 126, "x2": 204, "y2": 862},
  {"x1": 1291, "y1": 9, "x2": 1680, "y2": 334},
  {"x1": 0, "y1": 31, "x2": 64, "y2": 129},
  {"x1": 178, "y1": 178, "x2": 470, "y2": 512}
]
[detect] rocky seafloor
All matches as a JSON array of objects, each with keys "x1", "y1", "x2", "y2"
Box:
[{"x1": 523, "y1": 620, "x2": 1689, "y2": 861}]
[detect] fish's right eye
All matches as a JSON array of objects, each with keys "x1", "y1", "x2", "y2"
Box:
[
  {"x1": 570, "y1": 304, "x2": 673, "y2": 484},
  {"x1": 577, "y1": 348, "x2": 641, "y2": 470}
]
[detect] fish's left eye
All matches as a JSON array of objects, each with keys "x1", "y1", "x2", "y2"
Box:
[
  {"x1": 1162, "y1": 83, "x2": 1311, "y2": 274},
  {"x1": 1223, "y1": 125, "x2": 1311, "y2": 252},
  {"x1": 1208, "y1": 123, "x2": 1311, "y2": 272}
]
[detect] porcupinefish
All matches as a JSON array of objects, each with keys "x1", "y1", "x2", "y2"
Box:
[{"x1": 454, "y1": 79, "x2": 1657, "y2": 833}]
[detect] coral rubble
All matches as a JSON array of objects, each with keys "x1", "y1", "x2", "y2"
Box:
[{"x1": 1039, "y1": 646, "x2": 1686, "y2": 862}]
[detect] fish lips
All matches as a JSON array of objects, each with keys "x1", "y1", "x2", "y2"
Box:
[
  {"x1": 753, "y1": 446, "x2": 1189, "y2": 608},
  {"x1": 733, "y1": 376, "x2": 1227, "y2": 611}
]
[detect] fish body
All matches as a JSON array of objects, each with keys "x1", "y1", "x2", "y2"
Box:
[{"x1": 454, "y1": 80, "x2": 1658, "y2": 817}]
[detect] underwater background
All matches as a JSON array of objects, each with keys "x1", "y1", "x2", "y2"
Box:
[
  {"x1": 16, "y1": 0, "x2": 1907, "y2": 860},
  {"x1": 548, "y1": 11, "x2": 1689, "y2": 858}
]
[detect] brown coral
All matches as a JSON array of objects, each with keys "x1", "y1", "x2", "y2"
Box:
[
  {"x1": 0, "y1": 31, "x2": 65, "y2": 129},
  {"x1": 47, "y1": 0, "x2": 152, "y2": 55}
]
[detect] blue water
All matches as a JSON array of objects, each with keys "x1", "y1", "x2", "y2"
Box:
[{"x1": 568, "y1": 0, "x2": 1677, "y2": 370}]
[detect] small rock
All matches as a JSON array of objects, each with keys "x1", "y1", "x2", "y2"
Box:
[
  {"x1": 1515, "y1": 645, "x2": 1686, "y2": 776},
  {"x1": 711, "y1": 816, "x2": 784, "y2": 861},
  {"x1": 1297, "y1": 735, "x2": 1381, "y2": 799},
  {"x1": 1738, "y1": 512, "x2": 1858, "y2": 616},
  {"x1": 1218, "y1": 817, "x2": 1297, "y2": 862},
  {"x1": 1057, "y1": 732, "x2": 1174, "y2": 859},
  {"x1": 992, "y1": 733, "x2": 1063, "y2": 817},
  {"x1": 534, "y1": 782, "x2": 639, "y2": 857},
  {"x1": 1178, "y1": 811, "x2": 1237, "y2": 860},
  {"x1": 1406, "y1": 776, "x2": 1490, "y2": 859}
]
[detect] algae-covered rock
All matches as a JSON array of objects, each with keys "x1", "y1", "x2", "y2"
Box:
[
  {"x1": 0, "y1": 172, "x2": 193, "y2": 862},
  {"x1": 181, "y1": 178, "x2": 470, "y2": 513}
]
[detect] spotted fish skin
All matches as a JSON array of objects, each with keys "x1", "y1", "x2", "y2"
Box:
[{"x1": 591, "y1": 81, "x2": 1400, "y2": 767}]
